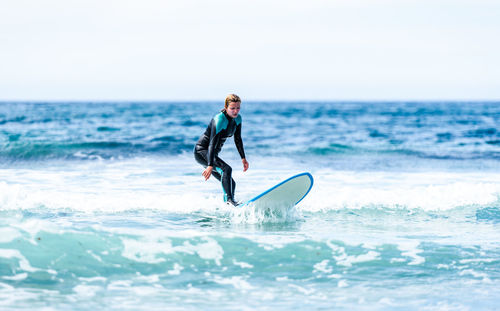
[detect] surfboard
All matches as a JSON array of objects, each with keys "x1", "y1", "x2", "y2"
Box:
[{"x1": 241, "y1": 172, "x2": 314, "y2": 208}]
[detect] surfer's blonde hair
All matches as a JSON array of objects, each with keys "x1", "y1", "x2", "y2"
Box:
[{"x1": 224, "y1": 94, "x2": 241, "y2": 110}]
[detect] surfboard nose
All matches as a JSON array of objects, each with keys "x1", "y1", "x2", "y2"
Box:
[{"x1": 243, "y1": 172, "x2": 314, "y2": 208}]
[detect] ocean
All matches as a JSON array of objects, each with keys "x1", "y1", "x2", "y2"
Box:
[{"x1": 0, "y1": 101, "x2": 499, "y2": 310}]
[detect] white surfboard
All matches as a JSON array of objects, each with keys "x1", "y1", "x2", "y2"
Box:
[{"x1": 241, "y1": 172, "x2": 314, "y2": 208}]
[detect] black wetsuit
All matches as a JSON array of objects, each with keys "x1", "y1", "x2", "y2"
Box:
[{"x1": 194, "y1": 111, "x2": 246, "y2": 203}]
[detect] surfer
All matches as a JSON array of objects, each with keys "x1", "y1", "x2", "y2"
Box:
[{"x1": 194, "y1": 94, "x2": 249, "y2": 206}]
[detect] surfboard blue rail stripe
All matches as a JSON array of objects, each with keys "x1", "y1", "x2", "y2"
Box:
[{"x1": 245, "y1": 172, "x2": 314, "y2": 206}]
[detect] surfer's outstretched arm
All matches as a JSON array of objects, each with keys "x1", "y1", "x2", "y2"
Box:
[{"x1": 234, "y1": 119, "x2": 249, "y2": 172}]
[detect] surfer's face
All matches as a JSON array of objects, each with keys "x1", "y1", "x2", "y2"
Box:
[{"x1": 226, "y1": 102, "x2": 241, "y2": 118}]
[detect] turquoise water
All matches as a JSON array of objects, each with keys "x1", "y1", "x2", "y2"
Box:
[{"x1": 1, "y1": 102, "x2": 499, "y2": 310}]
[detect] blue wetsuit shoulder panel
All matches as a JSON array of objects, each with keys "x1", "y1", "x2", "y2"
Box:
[
  {"x1": 214, "y1": 112, "x2": 229, "y2": 134},
  {"x1": 234, "y1": 115, "x2": 242, "y2": 126}
]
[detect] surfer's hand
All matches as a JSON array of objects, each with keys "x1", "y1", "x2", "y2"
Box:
[
  {"x1": 203, "y1": 166, "x2": 213, "y2": 180},
  {"x1": 242, "y1": 158, "x2": 249, "y2": 172}
]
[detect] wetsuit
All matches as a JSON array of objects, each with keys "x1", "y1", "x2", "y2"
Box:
[{"x1": 194, "y1": 110, "x2": 246, "y2": 203}]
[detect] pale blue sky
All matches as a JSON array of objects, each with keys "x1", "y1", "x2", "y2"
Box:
[{"x1": 1, "y1": 0, "x2": 499, "y2": 101}]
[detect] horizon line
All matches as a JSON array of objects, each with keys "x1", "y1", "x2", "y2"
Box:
[{"x1": 1, "y1": 99, "x2": 500, "y2": 103}]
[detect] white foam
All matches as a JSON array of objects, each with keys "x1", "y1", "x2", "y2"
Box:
[
  {"x1": 0, "y1": 228, "x2": 22, "y2": 243},
  {"x1": 230, "y1": 204, "x2": 300, "y2": 224},
  {"x1": 252, "y1": 235, "x2": 306, "y2": 250},
  {"x1": 212, "y1": 276, "x2": 253, "y2": 291},
  {"x1": 459, "y1": 269, "x2": 490, "y2": 279},
  {"x1": 167, "y1": 263, "x2": 184, "y2": 275},
  {"x1": 2, "y1": 273, "x2": 28, "y2": 281},
  {"x1": 326, "y1": 241, "x2": 382, "y2": 267},
  {"x1": 313, "y1": 260, "x2": 333, "y2": 274},
  {"x1": 335, "y1": 250, "x2": 381, "y2": 267},
  {"x1": 190, "y1": 237, "x2": 224, "y2": 266},
  {"x1": 378, "y1": 298, "x2": 396, "y2": 306},
  {"x1": 73, "y1": 284, "x2": 101, "y2": 298},
  {"x1": 107, "y1": 280, "x2": 133, "y2": 290},
  {"x1": 459, "y1": 258, "x2": 498, "y2": 264},
  {"x1": 397, "y1": 240, "x2": 425, "y2": 265},
  {"x1": 0, "y1": 283, "x2": 57, "y2": 307},
  {"x1": 303, "y1": 169, "x2": 500, "y2": 212},
  {"x1": 121, "y1": 235, "x2": 224, "y2": 266},
  {"x1": 121, "y1": 237, "x2": 171, "y2": 264},
  {"x1": 10, "y1": 219, "x2": 60, "y2": 240},
  {"x1": 1, "y1": 156, "x2": 499, "y2": 216},
  {"x1": 130, "y1": 285, "x2": 165, "y2": 296},
  {"x1": 232, "y1": 259, "x2": 253, "y2": 269},
  {"x1": 288, "y1": 284, "x2": 315, "y2": 295},
  {"x1": 134, "y1": 274, "x2": 160, "y2": 283},
  {"x1": 0, "y1": 249, "x2": 39, "y2": 272},
  {"x1": 0, "y1": 157, "x2": 225, "y2": 214}
]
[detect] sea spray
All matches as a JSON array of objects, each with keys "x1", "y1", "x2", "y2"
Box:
[{"x1": 229, "y1": 203, "x2": 301, "y2": 224}]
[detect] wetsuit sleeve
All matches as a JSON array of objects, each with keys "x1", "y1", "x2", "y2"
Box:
[
  {"x1": 207, "y1": 119, "x2": 221, "y2": 167},
  {"x1": 234, "y1": 123, "x2": 246, "y2": 159}
]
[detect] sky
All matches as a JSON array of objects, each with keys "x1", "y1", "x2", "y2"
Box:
[{"x1": 1, "y1": 0, "x2": 499, "y2": 101}]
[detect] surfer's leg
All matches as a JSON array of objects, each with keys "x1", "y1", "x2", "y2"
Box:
[
  {"x1": 194, "y1": 149, "x2": 237, "y2": 205},
  {"x1": 194, "y1": 149, "x2": 222, "y2": 181},
  {"x1": 194, "y1": 149, "x2": 208, "y2": 167},
  {"x1": 213, "y1": 157, "x2": 237, "y2": 204}
]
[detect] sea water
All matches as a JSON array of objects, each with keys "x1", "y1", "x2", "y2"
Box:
[{"x1": 0, "y1": 101, "x2": 499, "y2": 310}]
